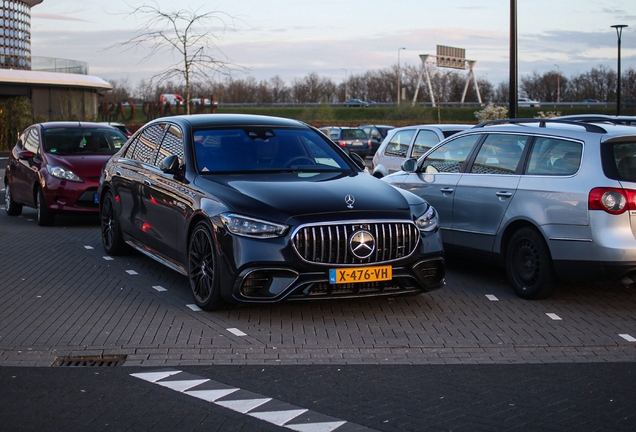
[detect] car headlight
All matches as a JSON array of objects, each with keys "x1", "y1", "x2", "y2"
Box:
[
  {"x1": 415, "y1": 205, "x2": 439, "y2": 232},
  {"x1": 47, "y1": 165, "x2": 83, "y2": 182},
  {"x1": 220, "y1": 213, "x2": 288, "y2": 238}
]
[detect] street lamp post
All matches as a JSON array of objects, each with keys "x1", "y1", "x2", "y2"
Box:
[
  {"x1": 397, "y1": 47, "x2": 406, "y2": 106},
  {"x1": 611, "y1": 24, "x2": 628, "y2": 115},
  {"x1": 554, "y1": 64, "x2": 560, "y2": 103},
  {"x1": 341, "y1": 68, "x2": 348, "y2": 101}
]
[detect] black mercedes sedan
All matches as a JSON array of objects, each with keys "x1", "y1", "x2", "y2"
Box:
[{"x1": 99, "y1": 114, "x2": 445, "y2": 310}]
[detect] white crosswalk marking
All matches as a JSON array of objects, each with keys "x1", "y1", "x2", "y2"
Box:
[{"x1": 249, "y1": 409, "x2": 308, "y2": 426}]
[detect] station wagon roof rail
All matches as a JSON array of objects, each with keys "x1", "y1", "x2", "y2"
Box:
[{"x1": 473, "y1": 118, "x2": 608, "y2": 134}]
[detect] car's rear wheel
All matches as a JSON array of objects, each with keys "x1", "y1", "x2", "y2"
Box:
[
  {"x1": 188, "y1": 221, "x2": 229, "y2": 311},
  {"x1": 36, "y1": 187, "x2": 54, "y2": 226},
  {"x1": 505, "y1": 227, "x2": 557, "y2": 299},
  {"x1": 5, "y1": 183, "x2": 22, "y2": 216},
  {"x1": 101, "y1": 191, "x2": 127, "y2": 255}
]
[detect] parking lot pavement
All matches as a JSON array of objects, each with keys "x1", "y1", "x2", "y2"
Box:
[{"x1": 1, "y1": 185, "x2": 636, "y2": 430}]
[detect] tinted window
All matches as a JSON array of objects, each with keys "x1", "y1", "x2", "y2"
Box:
[
  {"x1": 194, "y1": 128, "x2": 351, "y2": 173},
  {"x1": 527, "y1": 138, "x2": 582, "y2": 176},
  {"x1": 419, "y1": 134, "x2": 481, "y2": 173},
  {"x1": 384, "y1": 130, "x2": 415, "y2": 157},
  {"x1": 23, "y1": 128, "x2": 39, "y2": 154},
  {"x1": 130, "y1": 123, "x2": 164, "y2": 165},
  {"x1": 606, "y1": 142, "x2": 636, "y2": 182},
  {"x1": 411, "y1": 130, "x2": 440, "y2": 158},
  {"x1": 42, "y1": 127, "x2": 126, "y2": 155},
  {"x1": 157, "y1": 124, "x2": 184, "y2": 164},
  {"x1": 471, "y1": 134, "x2": 528, "y2": 175}
]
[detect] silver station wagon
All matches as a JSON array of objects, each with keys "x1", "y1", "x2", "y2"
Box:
[{"x1": 383, "y1": 119, "x2": 636, "y2": 299}]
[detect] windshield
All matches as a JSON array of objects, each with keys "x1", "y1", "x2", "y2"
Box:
[
  {"x1": 43, "y1": 128, "x2": 128, "y2": 155},
  {"x1": 194, "y1": 127, "x2": 353, "y2": 173}
]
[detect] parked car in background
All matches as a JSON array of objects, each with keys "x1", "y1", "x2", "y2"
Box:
[
  {"x1": 159, "y1": 93, "x2": 184, "y2": 106},
  {"x1": 99, "y1": 121, "x2": 132, "y2": 137},
  {"x1": 319, "y1": 126, "x2": 373, "y2": 158},
  {"x1": 344, "y1": 99, "x2": 369, "y2": 107},
  {"x1": 359, "y1": 124, "x2": 396, "y2": 154},
  {"x1": 581, "y1": 99, "x2": 601, "y2": 104},
  {"x1": 371, "y1": 124, "x2": 471, "y2": 177},
  {"x1": 383, "y1": 118, "x2": 636, "y2": 299},
  {"x1": 99, "y1": 114, "x2": 445, "y2": 310},
  {"x1": 518, "y1": 97, "x2": 541, "y2": 107},
  {"x1": 4, "y1": 122, "x2": 128, "y2": 226}
]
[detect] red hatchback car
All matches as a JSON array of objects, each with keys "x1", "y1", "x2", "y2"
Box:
[{"x1": 4, "y1": 122, "x2": 128, "y2": 226}]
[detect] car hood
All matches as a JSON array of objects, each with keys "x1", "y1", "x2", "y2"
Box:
[
  {"x1": 194, "y1": 171, "x2": 414, "y2": 223},
  {"x1": 45, "y1": 153, "x2": 112, "y2": 180}
]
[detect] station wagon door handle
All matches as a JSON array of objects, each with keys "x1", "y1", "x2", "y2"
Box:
[
  {"x1": 496, "y1": 191, "x2": 513, "y2": 198},
  {"x1": 440, "y1": 187, "x2": 454, "y2": 195}
]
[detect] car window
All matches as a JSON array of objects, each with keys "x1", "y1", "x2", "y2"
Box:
[
  {"x1": 611, "y1": 142, "x2": 636, "y2": 182},
  {"x1": 129, "y1": 123, "x2": 164, "y2": 165},
  {"x1": 194, "y1": 128, "x2": 352, "y2": 173},
  {"x1": 527, "y1": 138, "x2": 582, "y2": 176},
  {"x1": 471, "y1": 134, "x2": 528, "y2": 175},
  {"x1": 384, "y1": 129, "x2": 415, "y2": 157},
  {"x1": 42, "y1": 127, "x2": 126, "y2": 155},
  {"x1": 419, "y1": 134, "x2": 481, "y2": 174},
  {"x1": 23, "y1": 128, "x2": 40, "y2": 155},
  {"x1": 411, "y1": 130, "x2": 440, "y2": 158},
  {"x1": 157, "y1": 124, "x2": 184, "y2": 165},
  {"x1": 342, "y1": 129, "x2": 366, "y2": 140}
]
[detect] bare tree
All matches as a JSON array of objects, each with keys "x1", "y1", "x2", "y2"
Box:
[{"x1": 116, "y1": 2, "x2": 239, "y2": 113}]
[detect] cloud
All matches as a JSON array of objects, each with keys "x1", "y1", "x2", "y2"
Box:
[{"x1": 31, "y1": 13, "x2": 90, "y2": 22}]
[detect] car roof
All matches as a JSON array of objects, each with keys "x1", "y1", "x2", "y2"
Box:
[
  {"x1": 37, "y1": 121, "x2": 119, "y2": 129},
  {"x1": 390, "y1": 124, "x2": 472, "y2": 132},
  {"x1": 156, "y1": 114, "x2": 310, "y2": 129}
]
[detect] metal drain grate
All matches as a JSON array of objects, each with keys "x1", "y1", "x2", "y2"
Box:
[{"x1": 52, "y1": 354, "x2": 127, "y2": 367}]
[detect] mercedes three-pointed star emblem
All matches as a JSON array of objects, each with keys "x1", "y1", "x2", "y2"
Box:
[
  {"x1": 349, "y1": 230, "x2": 376, "y2": 259},
  {"x1": 345, "y1": 194, "x2": 355, "y2": 209}
]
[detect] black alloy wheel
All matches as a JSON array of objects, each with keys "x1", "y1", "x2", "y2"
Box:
[
  {"x1": 5, "y1": 183, "x2": 22, "y2": 216},
  {"x1": 188, "y1": 221, "x2": 228, "y2": 311},
  {"x1": 101, "y1": 191, "x2": 127, "y2": 255},
  {"x1": 505, "y1": 227, "x2": 557, "y2": 300}
]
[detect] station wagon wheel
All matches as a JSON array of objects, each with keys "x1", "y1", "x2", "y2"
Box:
[
  {"x1": 36, "y1": 187, "x2": 55, "y2": 226},
  {"x1": 188, "y1": 221, "x2": 228, "y2": 311},
  {"x1": 101, "y1": 191, "x2": 127, "y2": 255},
  {"x1": 4, "y1": 183, "x2": 22, "y2": 216},
  {"x1": 505, "y1": 227, "x2": 557, "y2": 299}
]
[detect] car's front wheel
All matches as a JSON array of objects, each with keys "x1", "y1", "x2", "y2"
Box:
[
  {"x1": 5, "y1": 183, "x2": 22, "y2": 216},
  {"x1": 188, "y1": 221, "x2": 229, "y2": 311},
  {"x1": 505, "y1": 227, "x2": 557, "y2": 299},
  {"x1": 101, "y1": 191, "x2": 127, "y2": 255},
  {"x1": 36, "y1": 187, "x2": 54, "y2": 226}
]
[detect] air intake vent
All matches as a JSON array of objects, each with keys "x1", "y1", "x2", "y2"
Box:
[{"x1": 52, "y1": 355, "x2": 127, "y2": 367}]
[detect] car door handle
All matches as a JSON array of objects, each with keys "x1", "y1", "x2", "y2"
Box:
[
  {"x1": 440, "y1": 187, "x2": 454, "y2": 194},
  {"x1": 496, "y1": 191, "x2": 513, "y2": 198},
  {"x1": 144, "y1": 179, "x2": 152, "y2": 186}
]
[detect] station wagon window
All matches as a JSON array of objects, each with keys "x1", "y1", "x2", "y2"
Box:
[
  {"x1": 527, "y1": 138, "x2": 582, "y2": 176},
  {"x1": 471, "y1": 134, "x2": 528, "y2": 175},
  {"x1": 419, "y1": 134, "x2": 481, "y2": 173},
  {"x1": 411, "y1": 130, "x2": 440, "y2": 158},
  {"x1": 385, "y1": 129, "x2": 415, "y2": 157},
  {"x1": 609, "y1": 142, "x2": 636, "y2": 182}
]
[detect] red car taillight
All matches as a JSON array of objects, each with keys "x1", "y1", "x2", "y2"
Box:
[
  {"x1": 589, "y1": 187, "x2": 636, "y2": 215},
  {"x1": 337, "y1": 140, "x2": 347, "y2": 147},
  {"x1": 367, "y1": 139, "x2": 371, "y2": 149}
]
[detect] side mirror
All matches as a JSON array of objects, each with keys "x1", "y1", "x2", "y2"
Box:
[
  {"x1": 348, "y1": 152, "x2": 366, "y2": 170},
  {"x1": 401, "y1": 158, "x2": 417, "y2": 172},
  {"x1": 159, "y1": 155, "x2": 183, "y2": 176}
]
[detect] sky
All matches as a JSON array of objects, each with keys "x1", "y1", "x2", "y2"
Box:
[{"x1": 29, "y1": 0, "x2": 636, "y2": 90}]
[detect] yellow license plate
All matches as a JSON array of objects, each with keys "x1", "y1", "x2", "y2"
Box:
[{"x1": 329, "y1": 266, "x2": 392, "y2": 284}]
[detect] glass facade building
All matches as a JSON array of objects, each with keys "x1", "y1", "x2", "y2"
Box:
[{"x1": 0, "y1": 0, "x2": 42, "y2": 70}]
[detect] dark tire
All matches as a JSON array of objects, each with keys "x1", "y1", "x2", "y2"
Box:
[
  {"x1": 505, "y1": 227, "x2": 557, "y2": 299},
  {"x1": 101, "y1": 191, "x2": 127, "y2": 255},
  {"x1": 36, "y1": 187, "x2": 54, "y2": 226},
  {"x1": 5, "y1": 183, "x2": 22, "y2": 216},
  {"x1": 188, "y1": 221, "x2": 229, "y2": 311}
]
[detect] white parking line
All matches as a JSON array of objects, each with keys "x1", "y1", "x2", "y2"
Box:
[
  {"x1": 125, "y1": 270, "x2": 138, "y2": 275},
  {"x1": 619, "y1": 334, "x2": 636, "y2": 342},
  {"x1": 152, "y1": 285, "x2": 167, "y2": 292},
  {"x1": 84, "y1": 245, "x2": 94, "y2": 250},
  {"x1": 103, "y1": 256, "x2": 114, "y2": 261},
  {"x1": 546, "y1": 313, "x2": 562, "y2": 321},
  {"x1": 186, "y1": 304, "x2": 202, "y2": 311},
  {"x1": 485, "y1": 294, "x2": 499, "y2": 301},
  {"x1": 227, "y1": 328, "x2": 247, "y2": 337}
]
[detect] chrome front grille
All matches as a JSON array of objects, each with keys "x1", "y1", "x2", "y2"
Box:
[{"x1": 292, "y1": 221, "x2": 420, "y2": 265}]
